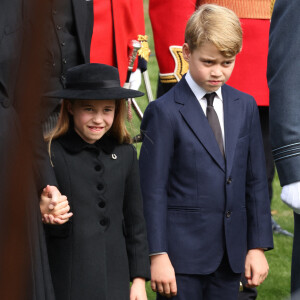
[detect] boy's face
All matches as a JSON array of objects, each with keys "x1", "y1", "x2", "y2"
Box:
[
  {"x1": 182, "y1": 42, "x2": 236, "y2": 92},
  {"x1": 67, "y1": 99, "x2": 115, "y2": 144}
]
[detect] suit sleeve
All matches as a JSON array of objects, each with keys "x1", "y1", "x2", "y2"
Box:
[
  {"x1": 246, "y1": 99, "x2": 273, "y2": 250},
  {"x1": 267, "y1": 0, "x2": 300, "y2": 186},
  {"x1": 139, "y1": 100, "x2": 174, "y2": 254},
  {"x1": 123, "y1": 145, "x2": 150, "y2": 281}
]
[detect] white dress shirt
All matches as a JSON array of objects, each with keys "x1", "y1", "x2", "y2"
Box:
[{"x1": 185, "y1": 71, "x2": 225, "y2": 150}]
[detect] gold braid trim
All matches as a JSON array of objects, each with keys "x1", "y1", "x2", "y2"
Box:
[
  {"x1": 138, "y1": 35, "x2": 150, "y2": 62},
  {"x1": 160, "y1": 46, "x2": 189, "y2": 83},
  {"x1": 270, "y1": 0, "x2": 276, "y2": 17},
  {"x1": 200, "y1": 0, "x2": 271, "y2": 19}
]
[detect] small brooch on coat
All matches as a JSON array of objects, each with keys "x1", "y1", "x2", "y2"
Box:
[{"x1": 112, "y1": 154, "x2": 117, "y2": 160}]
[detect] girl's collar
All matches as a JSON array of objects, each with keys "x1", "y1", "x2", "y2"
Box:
[{"x1": 58, "y1": 127, "x2": 116, "y2": 154}]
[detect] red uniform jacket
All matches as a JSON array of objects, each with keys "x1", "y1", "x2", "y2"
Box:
[{"x1": 91, "y1": 0, "x2": 145, "y2": 86}]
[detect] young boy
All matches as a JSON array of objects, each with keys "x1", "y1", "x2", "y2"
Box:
[{"x1": 139, "y1": 4, "x2": 273, "y2": 299}]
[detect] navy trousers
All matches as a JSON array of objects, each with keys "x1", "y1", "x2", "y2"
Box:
[
  {"x1": 157, "y1": 255, "x2": 241, "y2": 300},
  {"x1": 291, "y1": 212, "x2": 300, "y2": 298}
]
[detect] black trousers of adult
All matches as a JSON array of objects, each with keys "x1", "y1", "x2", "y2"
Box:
[{"x1": 291, "y1": 212, "x2": 300, "y2": 298}]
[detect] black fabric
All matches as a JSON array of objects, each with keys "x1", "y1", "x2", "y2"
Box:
[
  {"x1": 45, "y1": 0, "x2": 81, "y2": 88},
  {"x1": 258, "y1": 106, "x2": 275, "y2": 202},
  {"x1": 292, "y1": 212, "x2": 300, "y2": 296},
  {"x1": 205, "y1": 92, "x2": 224, "y2": 158},
  {"x1": 45, "y1": 129, "x2": 150, "y2": 299},
  {"x1": 42, "y1": 0, "x2": 94, "y2": 119},
  {"x1": 46, "y1": 63, "x2": 144, "y2": 100},
  {"x1": 0, "y1": 0, "x2": 56, "y2": 299}
]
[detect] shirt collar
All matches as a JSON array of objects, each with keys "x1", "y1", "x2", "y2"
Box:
[
  {"x1": 57, "y1": 126, "x2": 117, "y2": 154},
  {"x1": 185, "y1": 71, "x2": 223, "y2": 101}
]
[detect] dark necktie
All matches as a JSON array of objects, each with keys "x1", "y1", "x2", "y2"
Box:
[{"x1": 204, "y1": 92, "x2": 225, "y2": 157}]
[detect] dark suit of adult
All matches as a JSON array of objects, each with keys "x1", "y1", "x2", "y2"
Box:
[
  {"x1": 139, "y1": 77, "x2": 273, "y2": 298},
  {"x1": 45, "y1": 130, "x2": 150, "y2": 300},
  {"x1": 43, "y1": 0, "x2": 93, "y2": 124},
  {"x1": 267, "y1": 0, "x2": 300, "y2": 296}
]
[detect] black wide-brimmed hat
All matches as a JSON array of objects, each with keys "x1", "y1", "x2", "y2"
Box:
[{"x1": 45, "y1": 63, "x2": 144, "y2": 100}]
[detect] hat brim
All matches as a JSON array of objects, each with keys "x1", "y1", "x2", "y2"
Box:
[{"x1": 45, "y1": 87, "x2": 144, "y2": 100}]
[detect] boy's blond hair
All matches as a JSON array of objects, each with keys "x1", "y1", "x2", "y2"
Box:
[{"x1": 185, "y1": 4, "x2": 242, "y2": 57}]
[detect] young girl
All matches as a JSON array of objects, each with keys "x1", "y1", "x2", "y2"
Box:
[{"x1": 43, "y1": 63, "x2": 150, "y2": 300}]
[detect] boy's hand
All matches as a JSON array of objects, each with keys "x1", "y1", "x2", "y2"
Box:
[
  {"x1": 244, "y1": 248, "x2": 269, "y2": 287},
  {"x1": 150, "y1": 254, "x2": 177, "y2": 298},
  {"x1": 130, "y1": 277, "x2": 147, "y2": 300}
]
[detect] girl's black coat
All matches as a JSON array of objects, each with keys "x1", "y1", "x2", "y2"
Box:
[{"x1": 45, "y1": 130, "x2": 150, "y2": 300}]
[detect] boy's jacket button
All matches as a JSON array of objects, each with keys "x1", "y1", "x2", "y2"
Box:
[
  {"x1": 226, "y1": 211, "x2": 231, "y2": 218},
  {"x1": 226, "y1": 177, "x2": 232, "y2": 184}
]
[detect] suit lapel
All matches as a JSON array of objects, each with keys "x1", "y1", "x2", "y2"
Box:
[
  {"x1": 176, "y1": 79, "x2": 225, "y2": 172},
  {"x1": 222, "y1": 85, "x2": 241, "y2": 175},
  {"x1": 72, "y1": 0, "x2": 86, "y2": 60}
]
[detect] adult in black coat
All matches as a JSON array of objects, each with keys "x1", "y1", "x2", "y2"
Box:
[
  {"x1": 0, "y1": 0, "x2": 71, "y2": 299},
  {"x1": 42, "y1": 0, "x2": 94, "y2": 130}
]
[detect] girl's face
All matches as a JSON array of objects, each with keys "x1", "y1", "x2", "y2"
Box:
[{"x1": 68, "y1": 99, "x2": 116, "y2": 144}]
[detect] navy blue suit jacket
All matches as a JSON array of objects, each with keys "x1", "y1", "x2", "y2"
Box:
[{"x1": 139, "y1": 77, "x2": 273, "y2": 274}]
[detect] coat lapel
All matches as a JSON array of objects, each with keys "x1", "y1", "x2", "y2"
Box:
[
  {"x1": 176, "y1": 79, "x2": 225, "y2": 172},
  {"x1": 222, "y1": 85, "x2": 241, "y2": 175},
  {"x1": 72, "y1": 0, "x2": 87, "y2": 60}
]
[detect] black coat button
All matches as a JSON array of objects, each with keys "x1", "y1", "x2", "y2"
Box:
[
  {"x1": 95, "y1": 165, "x2": 101, "y2": 171},
  {"x1": 98, "y1": 201, "x2": 105, "y2": 208},
  {"x1": 227, "y1": 177, "x2": 232, "y2": 184},
  {"x1": 226, "y1": 211, "x2": 231, "y2": 218},
  {"x1": 100, "y1": 219, "x2": 107, "y2": 226},
  {"x1": 56, "y1": 25, "x2": 62, "y2": 30},
  {"x1": 61, "y1": 41, "x2": 65, "y2": 46},
  {"x1": 97, "y1": 183, "x2": 104, "y2": 190}
]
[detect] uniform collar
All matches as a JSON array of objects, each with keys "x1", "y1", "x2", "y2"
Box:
[{"x1": 58, "y1": 127, "x2": 117, "y2": 154}]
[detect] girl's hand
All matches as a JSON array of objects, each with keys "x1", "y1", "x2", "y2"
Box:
[
  {"x1": 42, "y1": 212, "x2": 73, "y2": 225},
  {"x1": 130, "y1": 277, "x2": 147, "y2": 300}
]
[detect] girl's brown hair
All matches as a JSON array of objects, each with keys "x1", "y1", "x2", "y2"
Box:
[{"x1": 45, "y1": 99, "x2": 131, "y2": 155}]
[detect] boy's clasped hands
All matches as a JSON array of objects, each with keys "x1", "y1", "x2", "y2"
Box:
[{"x1": 40, "y1": 185, "x2": 73, "y2": 224}]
